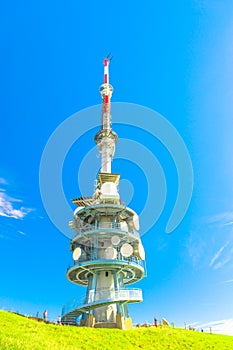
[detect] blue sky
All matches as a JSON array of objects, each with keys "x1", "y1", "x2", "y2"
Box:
[{"x1": 1, "y1": 0, "x2": 233, "y2": 335}]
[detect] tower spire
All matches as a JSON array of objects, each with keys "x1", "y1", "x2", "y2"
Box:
[{"x1": 94, "y1": 57, "x2": 118, "y2": 173}]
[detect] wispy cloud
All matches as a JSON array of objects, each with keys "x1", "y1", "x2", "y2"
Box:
[
  {"x1": 0, "y1": 178, "x2": 33, "y2": 220},
  {"x1": 0, "y1": 178, "x2": 35, "y2": 240},
  {"x1": 188, "y1": 212, "x2": 233, "y2": 269},
  {"x1": 196, "y1": 318, "x2": 233, "y2": 336},
  {"x1": 222, "y1": 279, "x2": 233, "y2": 284},
  {"x1": 0, "y1": 178, "x2": 8, "y2": 185},
  {"x1": 0, "y1": 191, "x2": 33, "y2": 219},
  {"x1": 185, "y1": 230, "x2": 207, "y2": 268},
  {"x1": 213, "y1": 256, "x2": 232, "y2": 270},
  {"x1": 223, "y1": 221, "x2": 233, "y2": 227},
  {"x1": 209, "y1": 240, "x2": 230, "y2": 268},
  {"x1": 205, "y1": 211, "x2": 233, "y2": 227},
  {"x1": 18, "y1": 230, "x2": 26, "y2": 236},
  {"x1": 188, "y1": 321, "x2": 201, "y2": 327}
]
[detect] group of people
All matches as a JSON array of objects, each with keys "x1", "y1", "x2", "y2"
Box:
[
  {"x1": 40, "y1": 310, "x2": 61, "y2": 325},
  {"x1": 136, "y1": 317, "x2": 158, "y2": 328}
]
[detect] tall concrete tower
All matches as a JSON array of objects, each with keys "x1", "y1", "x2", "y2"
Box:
[{"x1": 61, "y1": 57, "x2": 146, "y2": 329}]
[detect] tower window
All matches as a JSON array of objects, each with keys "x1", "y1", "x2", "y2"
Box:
[{"x1": 105, "y1": 271, "x2": 109, "y2": 277}]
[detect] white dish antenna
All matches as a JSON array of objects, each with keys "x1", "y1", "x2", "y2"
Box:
[
  {"x1": 120, "y1": 221, "x2": 128, "y2": 232},
  {"x1": 133, "y1": 214, "x2": 140, "y2": 231},
  {"x1": 134, "y1": 242, "x2": 145, "y2": 260},
  {"x1": 101, "y1": 182, "x2": 118, "y2": 196},
  {"x1": 74, "y1": 207, "x2": 84, "y2": 216},
  {"x1": 73, "y1": 207, "x2": 84, "y2": 230},
  {"x1": 105, "y1": 247, "x2": 117, "y2": 259},
  {"x1": 111, "y1": 235, "x2": 121, "y2": 246},
  {"x1": 120, "y1": 243, "x2": 133, "y2": 257},
  {"x1": 73, "y1": 247, "x2": 82, "y2": 260}
]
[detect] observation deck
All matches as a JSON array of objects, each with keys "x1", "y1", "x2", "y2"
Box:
[{"x1": 67, "y1": 256, "x2": 145, "y2": 286}]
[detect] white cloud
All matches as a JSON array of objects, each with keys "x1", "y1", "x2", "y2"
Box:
[
  {"x1": 188, "y1": 212, "x2": 233, "y2": 270},
  {"x1": 186, "y1": 230, "x2": 207, "y2": 268},
  {"x1": 222, "y1": 279, "x2": 233, "y2": 284},
  {"x1": 189, "y1": 321, "x2": 201, "y2": 327},
  {"x1": 18, "y1": 230, "x2": 26, "y2": 236},
  {"x1": 0, "y1": 191, "x2": 33, "y2": 219},
  {"x1": 204, "y1": 211, "x2": 233, "y2": 227},
  {"x1": 196, "y1": 318, "x2": 233, "y2": 336},
  {"x1": 209, "y1": 241, "x2": 230, "y2": 268},
  {"x1": 223, "y1": 221, "x2": 233, "y2": 227},
  {"x1": 213, "y1": 256, "x2": 232, "y2": 270},
  {"x1": 0, "y1": 178, "x2": 8, "y2": 185}
]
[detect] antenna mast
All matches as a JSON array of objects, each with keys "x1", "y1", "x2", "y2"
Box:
[{"x1": 94, "y1": 56, "x2": 118, "y2": 173}]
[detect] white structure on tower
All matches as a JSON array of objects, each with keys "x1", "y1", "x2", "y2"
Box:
[{"x1": 61, "y1": 57, "x2": 146, "y2": 329}]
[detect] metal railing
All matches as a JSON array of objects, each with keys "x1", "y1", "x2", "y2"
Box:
[
  {"x1": 88, "y1": 288, "x2": 142, "y2": 303},
  {"x1": 73, "y1": 221, "x2": 140, "y2": 237},
  {"x1": 68, "y1": 253, "x2": 145, "y2": 270},
  {"x1": 62, "y1": 288, "x2": 142, "y2": 318}
]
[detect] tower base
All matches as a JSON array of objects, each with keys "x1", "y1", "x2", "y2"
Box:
[
  {"x1": 80, "y1": 314, "x2": 95, "y2": 327},
  {"x1": 79, "y1": 314, "x2": 132, "y2": 330},
  {"x1": 116, "y1": 313, "x2": 133, "y2": 330},
  {"x1": 94, "y1": 322, "x2": 117, "y2": 328}
]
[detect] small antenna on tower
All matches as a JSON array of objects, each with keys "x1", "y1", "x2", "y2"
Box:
[{"x1": 106, "y1": 53, "x2": 113, "y2": 61}]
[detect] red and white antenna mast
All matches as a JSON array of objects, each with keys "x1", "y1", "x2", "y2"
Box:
[{"x1": 94, "y1": 56, "x2": 118, "y2": 173}]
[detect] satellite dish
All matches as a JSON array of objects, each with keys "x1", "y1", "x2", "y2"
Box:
[
  {"x1": 134, "y1": 243, "x2": 145, "y2": 260},
  {"x1": 73, "y1": 247, "x2": 82, "y2": 260},
  {"x1": 111, "y1": 235, "x2": 121, "y2": 246},
  {"x1": 120, "y1": 221, "x2": 128, "y2": 232},
  {"x1": 74, "y1": 207, "x2": 84, "y2": 216},
  {"x1": 120, "y1": 243, "x2": 133, "y2": 257},
  {"x1": 105, "y1": 247, "x2": 117, "y2": 259},
  {"x1": 133, "y1": 214, "x2": 140, "y2": 231},
  {"x1": 101, "y1": 182, "x2": 118, "y2": 196},
  {"x1": 73, "y1": 207, "x2": 84, "y2": 230}
]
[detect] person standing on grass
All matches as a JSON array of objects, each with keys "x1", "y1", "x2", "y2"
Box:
[
  {"x1": 154, "y1": 317, "x2": 158, "y2": 327},
  {"x1": 57, "y1": 315, "x2": 61, "y2": 325},
  {"x1": 43, "y1": 310, "x2": 47, "y2": 321}
]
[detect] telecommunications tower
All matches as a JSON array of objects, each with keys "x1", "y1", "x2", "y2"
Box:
[{"x1": 61, "y1": 57, "x2": 146, "y2": 329}]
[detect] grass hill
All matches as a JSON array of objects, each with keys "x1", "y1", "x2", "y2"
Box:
[{"x1": 0, "y1": 310, "x2": 232, "y2": 350}]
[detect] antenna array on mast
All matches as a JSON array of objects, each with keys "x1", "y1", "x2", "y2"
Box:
[{"x1": 94, "y1": 57, "x2": 118, "y2": 173}]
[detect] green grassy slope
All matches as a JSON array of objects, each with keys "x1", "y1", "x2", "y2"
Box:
[{"x1": 0, "y1": 310, "x2": 232, "y2": 350}]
